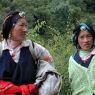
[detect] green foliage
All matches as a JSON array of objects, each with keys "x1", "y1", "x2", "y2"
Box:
[
  {"x1": 0, "y1": 0, "x2": 94, "y2": 32},
  {"x1": 84, "y1": 0, "x2": 95, "y2": 12},
  {"x1": 0, "y1": 0, "x2": 95, "y2": 94},
  {"x1": 27, "y1": 24, "x2": 75, "y2": 94}
]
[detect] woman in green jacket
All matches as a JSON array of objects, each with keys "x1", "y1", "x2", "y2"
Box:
[{"x1": 68, "y1": 22, "x2": 95, "y2": 95}]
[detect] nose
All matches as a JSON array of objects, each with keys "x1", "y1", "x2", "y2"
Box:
[
  {"x1": 84, "y1": 37, "x2": 89, "y2": 42},
  {"x1": 23, "y1": 26, "x2": 27, "y2": 32}
]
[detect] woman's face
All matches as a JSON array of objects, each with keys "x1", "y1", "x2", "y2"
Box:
[
  {"x1": 10, "y1": 18, "x2": 27, "y2": 42},
  {"x1": 78, "y1": 30, "x2": 93, "y2": 51}
]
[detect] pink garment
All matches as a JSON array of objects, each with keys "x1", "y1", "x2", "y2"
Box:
[{"x1": 81, "y1": 48, "x2": 95, "y2": 62}]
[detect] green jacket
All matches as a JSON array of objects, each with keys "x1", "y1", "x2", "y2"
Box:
[{"x1": 68, "y1": 55, "x2": 95, "y2": 95}]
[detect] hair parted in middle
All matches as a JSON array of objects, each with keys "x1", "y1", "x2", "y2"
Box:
[{"x1": 72, "y1": 22, "x2": 95, "y2": 48}]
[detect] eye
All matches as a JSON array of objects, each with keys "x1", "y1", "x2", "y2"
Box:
[
  {"x1": 19, "y1": 23, "x2": 27, "y2": 27},
  {"x1": 20, "y1": 24, "x2": 24, "y2": 26},
  {"x1": 79, "y1": 35, "x2": 84, "y2": 39},
  {"x1": 87, "y1": 34, "x2": 92, "y2": 37}
]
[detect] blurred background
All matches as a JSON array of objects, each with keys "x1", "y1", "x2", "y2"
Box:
[{"x1": 0, "y1": 0, "x2": 95, "y2": 94}]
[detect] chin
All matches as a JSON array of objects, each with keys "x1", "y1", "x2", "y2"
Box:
[
  {"x1": 16, "y1": 38, "x2": 24, "y2": 42},
  {"x1": 84, "y1": 48, "x2": 91, "y2": 51},
  {"x1": 20, "y1": 37, "x2": 25, "y2": 41}
]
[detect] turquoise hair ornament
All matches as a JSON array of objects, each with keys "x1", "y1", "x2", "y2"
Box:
[{"x1": 80, "y1": 23, "x2": 90, "y2": 31}]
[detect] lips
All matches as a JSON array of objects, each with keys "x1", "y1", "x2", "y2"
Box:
[
  {"x1": 20, "y1": 32, "x2": 26, "y2": 36},
  {"x1": 83, "y1": 43, "x2": 92, "y2": 49},
  {"x1": 84, "y1": 44, "x2": 90, "y2": 46}
]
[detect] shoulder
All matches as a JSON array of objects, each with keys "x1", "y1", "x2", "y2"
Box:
[
  {"x1": 69, "y1": 56, "x2": 73, "y2": 63},
  {"x1": 34, "y1": 42, "x2": 46, "y2": 50},
  {"x1": 25, "y1": 40, "x2": 53, "y2": 64},
  {"x1": 69, "y1": 53, "x2": 77, "y2": 65},
  {"x1": 25, "y1": 39, "x2": 45, "y2": 49},
  {"x1": 69, "y1": 51, "x2": 78, "y2": 60},
  {"x1": 69, "y1": 54, "x2": 75, "y2": 61}
]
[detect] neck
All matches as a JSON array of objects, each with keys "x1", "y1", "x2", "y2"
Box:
[
  {"x1": 80, "y1": 48, "x2": 93, "y2": 52},
  {"x1": 7, "y1": 39, "x2": 22, "y2": 50}
]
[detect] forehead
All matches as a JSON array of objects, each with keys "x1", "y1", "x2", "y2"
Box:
[
  {"x1": 79, "y1": 30, "x2": 92, "y2": 36},
  {"x1": 16, "y1": 18, "x2": 26, "y2": 24}
]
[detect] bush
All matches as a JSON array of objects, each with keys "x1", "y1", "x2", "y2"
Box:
[{"x1": 27, "y1": 26, "x2": 75, "y2": 95}]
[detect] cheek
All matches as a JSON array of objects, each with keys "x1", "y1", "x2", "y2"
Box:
[
  {"x1": 13, "y1": 25, "x2": 21, "y2": 32},
  {"x1": 90, "y1": 39, "x2": 94, "y2": 46},
  {"x1": 12, "y1": 27, "x2": 21, "y2": 35},
  {"x1": 12, "y1": 31, "x2": 20, "y2": 37},
  {"x1": 78, "y1": 39, "x2": 83, "y2": 45},
  {"x1": 90, "y1": 38, "x2": 93, "y2": 42},
  {"x1": 14, "y1": 27, "x2": 21, "y2": 32}
]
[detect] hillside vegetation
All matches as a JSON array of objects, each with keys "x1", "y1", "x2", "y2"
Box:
[{"x1": 0, "y1": 0, "x2": 95, "y2": 94}]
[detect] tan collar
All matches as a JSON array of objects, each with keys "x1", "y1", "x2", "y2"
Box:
[{"x1": 2, "y1": 39, "x2": 30, "y2": 51}]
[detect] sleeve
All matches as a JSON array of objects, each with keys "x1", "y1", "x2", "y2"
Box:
[
  {"x1": 29, "y1": 41, "x2": 62, "y2": 94},
  {"x1": 39, "y1": 74, "x2": 61, "y2": 95},
  {"x1": 33, "y1": 42, "x2": 54, "y2": 65},
  {"x1": 35, "y1": 60, "x2": 62, "y2": 95}
]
